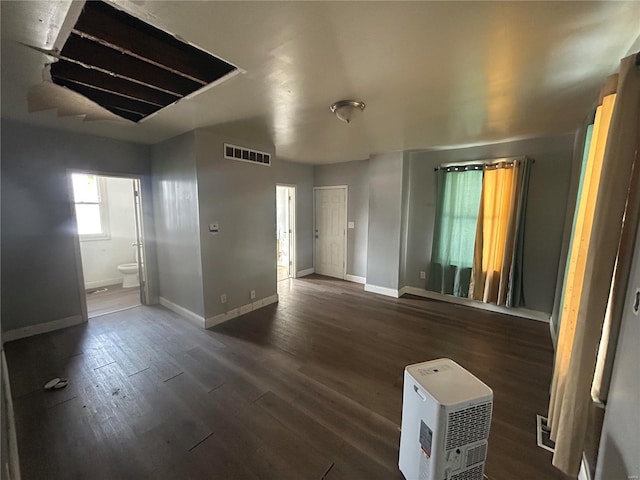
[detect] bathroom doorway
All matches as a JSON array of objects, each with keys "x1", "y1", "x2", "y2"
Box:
[
  {"x1": 276, "y1": 185, "x2": 296, "y2": 282},
  {"x1": 70, "y1": 173, "x2": 147, "y2": 318}
]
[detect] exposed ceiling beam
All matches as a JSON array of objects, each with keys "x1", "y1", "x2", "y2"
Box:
[
  {"x1": 50, "y1": 60, "x2": 181, "y2": 106},
  {"x1": 72, "y1": 1, "x2": 235, "y2": 84}
]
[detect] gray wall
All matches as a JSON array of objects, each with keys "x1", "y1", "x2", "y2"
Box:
[
  {"x1": 272, "y1": 159, "x2": 314, "y2": 274},
  {"x1": 594, "y1": 220, "x2": 640, "y2": 480},
  {"x1": 195, "y1": 129, "x2": 277, "y2": 319},
  {"x1": 1, "y1": 120, "x2": 152, "y2": 332},
  {"x1": 314, "y1": 159, "x2": 370, "y2": 278},
  {"x1": 150, "y1": 131, "x2": 314, "y2": 321},
  {"x1": 405, "y1": 133, "x2": 575, "y2": 313},
  {"x1": 151, "y1": 132, "x2": 204, "y2": 317},
  {"x1": 366, "y1": 152, "x2": 404, "y2": 289}
]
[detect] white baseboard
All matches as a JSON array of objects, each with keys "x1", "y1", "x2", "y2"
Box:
[
  {"x1": 1, "y1": 350, "x2": 21, "y2": 480},
  {"x1": 159, "y1": 297, "x2": 205, "y2": 328},
  {"x1": 206, "y1": 294, "x2": 279, "y2": 328},
  {"x1": 3, "y1": 315, "x2": 85, "y2": 343},
  {"x1": 297, "y1": 268, "x2": 314, "y2": 277},
  {"x1": 402, "y1": 286, "x2": 551, "y2": 322},
  {"x1": 549, "y1": 317, "x2": 558, "y2": 349},
  {"x1": 84, "y1": 278, "x2": 122, "y2": 290},
  {"x1": 345, "y1": 274, "x2": 366, "y2": 284},
  {"x1": 364, "y1": 284, "x2": 401, "y2": 298},
  {"x1": 578, "y1": 454, "x2": 590, "y2": 480}
]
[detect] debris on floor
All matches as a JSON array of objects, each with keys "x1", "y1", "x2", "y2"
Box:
[
  {"x1": 43, "y1": 378, "x2": 69, "y2": 390},
  {"x1": 87, "y1": 288, "x2": 108, "y2": 295}
]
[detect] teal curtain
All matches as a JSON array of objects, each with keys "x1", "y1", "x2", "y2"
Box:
[
  {"x1": 554, "y1": 124, "x2": 594, "y2": 335},
  {"x1": 429, "y1": 168, "x2": 483, "y2": 296}
]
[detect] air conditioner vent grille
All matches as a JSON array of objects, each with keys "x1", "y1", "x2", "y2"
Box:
[
  {"x1": 224, "y1": 143, "x2": 271, "y2": 166},
  {"x1": 445, "y1": 402, "x2": 492, "y2": 450},
  {"x1": 465, "y1": 442, "x2": 487, "y2": 467},
  {"x1": 451, "y1": 464, "x2": 484, "y2": 480}
]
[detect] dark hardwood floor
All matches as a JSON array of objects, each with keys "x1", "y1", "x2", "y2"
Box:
[{"x1": 5, "y1": 275, "x2": 566, "y2": 480}]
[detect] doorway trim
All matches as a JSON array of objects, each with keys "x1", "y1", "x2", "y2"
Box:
[
  {"x1": 313, "y1": 185, "x2": 348, "y2": 280},
  {"x1": 67, "y1": 169, "x2": 149, "y2": 322},
  {"x1": 276, "y1": 183, "x2": 297, "y2": 279}
]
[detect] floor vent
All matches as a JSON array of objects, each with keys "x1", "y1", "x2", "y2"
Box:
[
  {"x1": 536, "y1": 415, "x2": 555, "y2": 452},
  {"x1": 224, "y1": 144, "x2": 271, "y2": 166}
]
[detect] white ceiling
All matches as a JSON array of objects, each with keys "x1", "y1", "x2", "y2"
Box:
[{"x1": 1, "y1": 1, "x2": 639, "y2": 164}]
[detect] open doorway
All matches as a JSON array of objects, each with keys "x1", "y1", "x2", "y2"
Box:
[
  {"x1": 276, "y1": 185, "x2": 296, "y2": 282},
  {"x1": 70, "y1": 173, "x2": 148, "y2": 318}
]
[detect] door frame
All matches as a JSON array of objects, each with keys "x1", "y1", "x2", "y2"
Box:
[
  {"x1": 313, "y1": 185, "x2": 348, "y2": 279},
  {"x1": 276, "y1": 183, "x2": 297, "y2": 279},
  {"x1": 132, "y1": 178, "x2": 149, "y2": 304},
  {"x1": 67, "y1": 169, "x2": 149, "y2": 322}
]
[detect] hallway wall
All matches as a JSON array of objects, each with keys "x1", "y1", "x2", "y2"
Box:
[{"x1": 1, "y1": 120, "x2": 152, "y2": 333}]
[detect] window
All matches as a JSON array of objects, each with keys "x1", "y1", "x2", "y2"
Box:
[
  {"x1": 435, "y1": 168, "x2": 483, "y2": 269},
  {"x1": 71, "y1": 173, "x2": 109, "y2": 239},
  {"x1": 429, "y1": 158, "x2": 532, "y2": 305},
  {"x1": 429, "y1": 167, "x2": 483, "y2": 297}
]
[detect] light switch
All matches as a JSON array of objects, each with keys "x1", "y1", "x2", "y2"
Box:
[
  {"x1": 348, "y1": 221, "x2": 355, "y2": 229},
  {"x1": 209, "y1": 223, "x2": 220, "y2": 234}
]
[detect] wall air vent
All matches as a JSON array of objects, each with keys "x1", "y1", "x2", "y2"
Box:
[
  {"x1": 50, "y1": 1, "x2": 237, "y2": 122},
  {"x1": 224, "y1": 144, "x2": 271, "y2": 166}
]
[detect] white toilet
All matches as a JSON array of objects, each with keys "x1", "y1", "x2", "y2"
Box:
[{"x1": 117, "y1": 262, "x2": 139, "y2": 288}]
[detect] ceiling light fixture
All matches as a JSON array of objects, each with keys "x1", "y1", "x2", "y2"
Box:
[{"x1": 330, "y1": 99, "x2": 365, "y2": 124}]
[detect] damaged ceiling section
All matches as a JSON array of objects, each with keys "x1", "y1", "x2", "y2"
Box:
[{"x1": 48, "y1": 0, "x2": 237, "y2": 122}]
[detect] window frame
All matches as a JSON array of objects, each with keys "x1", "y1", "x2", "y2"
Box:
[{"x1": 72, "y1": 174, "x2": 111, "y2": 242}]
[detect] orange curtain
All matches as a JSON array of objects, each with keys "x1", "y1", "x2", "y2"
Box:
[
  {"x1": 549, "y1": 91, "x2": 616, "y2": 437},
  {"x1": 469, "y1": 160, "x2": 524, "y2": 305},
  {"x1": 548, "y1": 53, "x2": 640, "y2": 476},
  {"x1": 547, "y1": 93, "x2": 615, "y2": 477}
]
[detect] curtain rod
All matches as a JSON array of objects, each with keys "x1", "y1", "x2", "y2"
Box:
[{"x1": 433, "y1": 157, "x2": 534, "y2": 172}]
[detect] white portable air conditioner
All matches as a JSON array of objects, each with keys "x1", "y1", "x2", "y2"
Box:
[{"x1": 399, "y1": 358, "x2": 493, "y2": 480}]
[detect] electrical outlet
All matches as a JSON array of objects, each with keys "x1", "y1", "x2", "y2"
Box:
[
  {"x1": 420, "y1": 271, "x2": 426, "y2": 280},
  {"x1": 220, "y1": 294, "x2": 227, "y2": 304},
  {"x1": 250, "y1": 290, "x2": 256, "y2": 300}
]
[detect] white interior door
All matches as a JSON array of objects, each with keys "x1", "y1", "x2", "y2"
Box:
[{"x1": 315, "y1": 187, "x2": 346, "y2": 279}]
